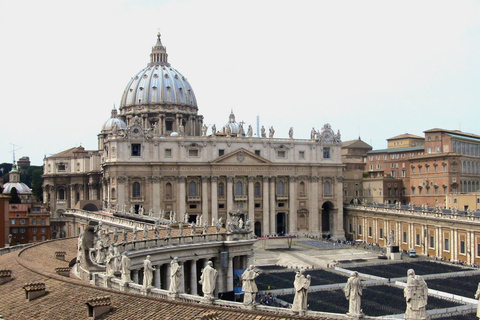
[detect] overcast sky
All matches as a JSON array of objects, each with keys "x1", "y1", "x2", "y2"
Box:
[{"x1": 1, "y1": 0, "x2": 479, "y2": 166}]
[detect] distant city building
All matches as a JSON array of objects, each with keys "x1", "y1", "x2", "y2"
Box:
[{"x1": 341, "y1": 138, "x2": 372, "y2": 204}]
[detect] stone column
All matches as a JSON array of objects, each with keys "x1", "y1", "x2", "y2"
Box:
[
  {"x1": 202, "y1": 176, "x2": 209, "y2": 224},
  {"x1": 289, "y1": 176, "x2": 296, "y2": 234},
  {"x1": 309, "y1": 176, "x2": 319, "y2": 234},
  {"x1": 179, "y1": 261, "x2": 185, "y2": 293},
  {"x1": 165, "y1": 263, "x2": 171, "y2": 290},
  {"x1": 178, "y1": 177, "x2": 186, "y2": 217},
  {"x1": 154, "y1": 265, "x2": 161, "y2": 288},
  {"x1": 333, "y1": 176, "x2": 345, "y2": 240},
  {"x1": 151, "y1": 176, "x2": 162, "y2": 213},
  {"x1": 227, "y1": 256, "x2": 234, "y2": 292},
  {"x1": 262, "y1": 177, "x2": 270, "y2": 236},
  {"x1": 190, "y1": 259, "x2": 198, "y2": 295},
  {"x1": 270, "y1": 176, "x2": 276, "y2": 234},
  {"x1": 211, "y1": 177, "x2": 218, "y2": 223},
  {"x1": 248, "y1": 176, "x2": 255, "y2": 223},
  {"x1": 227, "y1": 176, "x2": 234, "y2": 213},
  {"x1": 161, "y1": 116, "x2": 166, "y2": 135},
  {"x1": 117, "y1": 176, "x2": 126, "y2": 207}
]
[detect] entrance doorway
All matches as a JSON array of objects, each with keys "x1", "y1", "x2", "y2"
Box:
[{"x1": 276, "y1": 212, "x2": 286, "y2": 236}]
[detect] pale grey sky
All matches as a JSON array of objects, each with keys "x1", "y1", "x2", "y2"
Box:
[{"x1": 1, "y1": 0, "x2": 479, "y2": 165}]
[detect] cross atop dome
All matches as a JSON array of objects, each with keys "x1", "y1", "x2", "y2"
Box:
[{"x1": 150, "y1": 32, "x2": 169, "y2": 66}]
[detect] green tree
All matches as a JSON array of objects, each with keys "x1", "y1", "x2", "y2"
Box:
[{"x1": 9, "y1": 187, "x2": 21, "y2": 204}]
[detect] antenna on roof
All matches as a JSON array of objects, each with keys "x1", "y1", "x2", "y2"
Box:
[{"x1": 9, "y1": 143, "x2": 22, "y2": 165}]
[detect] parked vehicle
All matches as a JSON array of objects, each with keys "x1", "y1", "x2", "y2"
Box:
[{"x1": 408, "y1": 249, "x2": 417, "y2": 257}]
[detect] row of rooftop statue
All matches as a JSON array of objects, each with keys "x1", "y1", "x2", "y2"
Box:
[{"x1": 78, "y1": 229, "x2": 430, "y2": 319}]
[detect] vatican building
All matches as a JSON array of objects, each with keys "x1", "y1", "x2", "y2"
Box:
[{"x1": 42, "y1": 33, "x2": 345, "y2": 240}]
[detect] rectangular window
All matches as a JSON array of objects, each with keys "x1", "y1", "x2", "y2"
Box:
[
  {"x1": 41, "y1": 228, "x2": 46, "y2": 233},
  {"x1": 188, "y1": 149, "x2": 199, "y2": 157},
  {"x1": 444, "y1": 238, "x2": 450, "y2": 251},
  {"x1": 429, "y1": 236, "x2": 434, "y2": 248},
  {"x1": 277, "y1": 150, "x2": 286, "y2": 158},
  {"x1": 299, "y1": 151, "x2": 305, "y2": 159},
  {"x1": 460, "y1": 241, "x2": 466, "y2": 254},
  {"x1": 165, "y1": 149, "x2": 172, "y2": 157},
  {"x1": 32, "y1": 228, "x2": 37, "y2": 233},
  {"x1": 416, "y1": 234, "x2": 420, "y2": 246},
  {"x1": 12, "y1": 228, "x2": 18, "y2": 233},
  {"x1": 20, "y1": 228, "x2": 26, "y2": 233},
  {"x1": 218, "y1": 149, "x2": 225, "y2": 157},
  {"x1": 403, "y1": 231, "x2": 407, "y2": 243},
  {"x1": 255, "y1": 150, "x2": 261, "y2": 156},
  {"x1": 32, "y1": 219, "x2": 36, "y2": 225},
  {"x1": 323, "y1": 147, "x2": 330, "y2": 159},
  {"x1": 11, "y1": 219, "x2": 16, "y2": 225},
  {"x1": 218, "y1": 203, "x2": 225, "y2": 209},
  {"x1": 358, "y1": 225, "x2": 362, "y2": 235},
  {"x1": 58, "y1": 164, "x2": 66, "y2": 171},
  {"x1": 40, "y1": 219, "x2": 45, "y2": 225},
  {"x1": 379, "y1": 228, "x2": 383, "y2": 239},
  {"x1": 131, "y1": 143, "x2": 141, "y2": 156},
  {"x1": 368, "y1": 226, "x2": 372, "y2": 237},
  {"x1": 33, "y1": 235, "x2": 37, "y2": 242},
  {"x1": 20, "y1": 219, "x2": 26, "y2": 225}
]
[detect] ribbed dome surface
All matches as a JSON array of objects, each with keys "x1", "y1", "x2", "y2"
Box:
[
  {"x1": 101, "y1": 108, "x2": 127, "y2": 132},
  {"x1": 120, "y1": 64, "x2": 197, "y2": 107}
]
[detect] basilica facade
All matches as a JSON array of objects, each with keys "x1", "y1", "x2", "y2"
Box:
[{"x1": 43, "y1": 34, "x2": 345, "y2": 239}]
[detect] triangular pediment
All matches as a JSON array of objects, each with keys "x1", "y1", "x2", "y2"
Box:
[{"x1": 212, "y1": 148, "x2": 271, "y2": 164}]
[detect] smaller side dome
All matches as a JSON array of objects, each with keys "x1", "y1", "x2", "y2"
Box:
[{"x1": 102, "y1": 107, "x2": 127, "y2": 132}]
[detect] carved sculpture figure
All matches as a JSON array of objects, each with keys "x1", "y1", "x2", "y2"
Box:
[
  {"x1": 203, "y1": 222, "x2": 208, "y2": 234},
  {"x1": 237, "y1": 122, "x2": 243, "y2": 137},
  {"x1": 344, "y1": 271, "x2": 363, "y2": 317},
  {"x1": 199, "y1": 261, "x2": 218, "y2": 300},
  {"x1": 154, "y1": 224, "x2": 160, "y2": 238},
  {"x1": 139, "y1": 205, "x2": 144, "y2": 215},
  {"x1": 311, "y1": 127, "x2": 316, "y2": 140},
  {"x1": 149, "y1": 208, "x2": 154, "y2": 217},
  {"x1": 389, "y1": 230, "x2": 395, "y2": 246},
  {"x1": 239, "y1": 218, "x2": 244, "y2": 229},
  {"x1": 169, "y1": 257, "x2": 182, "y2": 294},
  {"x1": 269, "y1": 126, "x2": 275, "y2": 138},
  {"x1": 212, "y1": 124, "x2": 216, "y2": 136},
  {"x1": 247, "y1": 125, "x2": 253, "y2": 137},
  {"x1": 120, "y1": 252, "x2": 131, "y2": 282},
  {"x1": 202, "y1": 124, "x2": 208, "y2": 136},
  {"x1": 261, "y1": 126, "x2": 266, "y2": 138},
  {"x1": 178, "y1": 123, "x2": 184, "y2": 135},
  {"x1": 191, "y1": 222, "x2": 197, "y2": 235},
  {"x1": 143, "y1": 224, "x2": 149, "y2": 239},
  {"x1": 292, "y1": 269, "x2": 311, "y2": 314},
  {"x1": 130, "y1": 204, "x2": 135, "y2": 214},
  {"x1": 133, "y1": 226, "x2": 138, "y2": 241},
  {"x1": 105, "y1": 246, "x2": 116, "y2": 277},
  {"x1": 166, "y1": 224, "x2": 172, "y2": 237},
  {"x1": 122, "y1": 229, "x2": 128, "y2": 242},
  {"x1": 113, "y1": 227, "x2": 119, "y2": 243},
  {"x1": 184, "y1": 212, "x2": 190, "y2": 223},
  {"x1": 289, "y1": 127, "x2": 294, "y2": 139},
  {"x1": 242, "y1": 265, "x2": 260, "y2": 305},
  {"x1": 179, "y1": 223, "x2": 184, "y2": 236},
  {"x1": 76, "y1": 231, "x2": 84, "y2": 268},
  {"x1": 95, "y1": 238, "x2": 105, "y2": 264},
  {"x1": 143, "y1": 255, "x2": 155, "y2": 289},
  {"x1": 113, "y1": 245, "x2": 121, "y2": 272},
  {"x1": 404, "y1": 269, "x2": 428, "y2": 320}
]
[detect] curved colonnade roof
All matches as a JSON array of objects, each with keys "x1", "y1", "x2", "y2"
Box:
[{"x1": 0, "y1": 238, "x2": 321, "y2": 320}]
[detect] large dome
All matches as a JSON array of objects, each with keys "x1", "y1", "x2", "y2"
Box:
[{"x1": 120, "y1": 33, "x2": 197, "y2": 109}]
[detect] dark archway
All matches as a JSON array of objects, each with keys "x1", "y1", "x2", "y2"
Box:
[
  {"x1": 321, "y1": 202, "x2": 334, "y2": 234},
  {"x1": 254, "y1": 221, "x2": 261, "y2": 237},
  {"x1": 276, "y1": 212, "x2": 286, "y2": 236},
  {"x1": 82, "y1": 203, "x2": 99, "y2": 211}
]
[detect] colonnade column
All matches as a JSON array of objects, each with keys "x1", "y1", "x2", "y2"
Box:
[
  {"x1": 289, "y1": 176, "x2": 296, "y2": 234},
  {"x1": 178, "y1": 177, "x2": 186, "y2": 216},
  {"x1": 179, "y1": 261, "x2": 185, "y2": 293},
  {"x1": 227, "y1": 256, "x2": 234, "y2": 292},
  {"x1": 201, "y1": 176, "x2": 209, "y2": 224},
  {"x1": 165, "y1": 262, "x2": 171, "y2": 291},
  {"x1": 190, "y1": 259, "x2": 198, "y2": 295},
  {"x1": 333, "y1": 176, "x2": 345, "y2": 239},
  {"x1": 262, "y1": 177, "x2": 270, "y2": 236},
  {"x1": 310, "y1": 176, "x2": 319, "y2": 234},
  {"x1": 248, "y1": 176, "x2": 255, "y2": 222},
  {"x1": 452, "y1": 228, "x2": 458, "y2": 262},
  {"x1": 227, "y1": 176, "x2": 234, "y2": 213},
  {"x1": 211, "y1": 177, "x2": 218, "y2": 223},
  {"x1": 270, "y1": 176, "x2": 276, "y2": 234},
  {"x1": 154, "y1": 265, "x2": 161, "y2": 288}
]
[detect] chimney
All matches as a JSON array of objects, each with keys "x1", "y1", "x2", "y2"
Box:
[
  {"x1": 55, "y1": 267, "x2": 71, "y2": 277},
  {"x1": 0, "y1": 269, "x2": 12, "y2": 284},
  {"x1": 23, "y1": 282, "x2": 46, "y2": 301},
  {"x1": 55, "y1": 251, "x2": 66, "y2": 261},
  {"x1": 86, "y1": 296, "x2": 112, "y2": 319}
]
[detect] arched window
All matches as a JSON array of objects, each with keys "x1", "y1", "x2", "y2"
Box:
[
  {"x1": 57, "y1": 188, "x2": 65, "y2": 200},
  {"x1": 218, "y1": 182, "x2": 225, "y2": 197},
  {"x1": 132, "y1": 182, "x2": 141, "y2": 198},
  {"x1": 165, "y1": 182, "x2": 172, "y2": 198},
  {"x1": 254, "y1": 182, "x2": 261, "y2": 197},
  {"x1": 111, "y1": 188, "x2": 116, "y2": 199},
  {"x1": 277, "y1": 181, "x2": 284, "y2": 195},
  {"x1": 236, "y1": 181, "x2": 243, "y2": 195},
  {"x1": 189, "y1": 181, "x2": 197, "y2": 197},
  {"x1": 324, "y1": 181, "x2": 331, "y2": 195}
]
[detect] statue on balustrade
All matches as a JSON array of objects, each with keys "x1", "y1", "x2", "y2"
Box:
[
  {"x1": 133, "y1": 226, "x2": 139, "y2": 241},
  {"x1": 120, "y1": 252, "x2": 131, "y2": 282},
  {"x1": 95, "y1": 238, "x2": 105, "y2": 264},
  {"x1": 113, "y1": 227, "x2": 119, "y2": 243},
  {"x1": 203, "y1": 222, "x2": 208, "y2": 234},
  {"x1": 404, "y1": 269, "x2": 428, "y2": 320},
  {"x1": 122, "y1": 229, "x2": 128, "y2": 242},
  {"x1": 179, "y1": 223, "x2": 184, "y2": 236},
  {"x1": 139, "y1": 205, "x2": 144, "y2": 215},
  {"x1": 143, "y1": 224, "x2": 149, "y2": 239},
  {"x1": 191, "y1": 222, "x2": 197, "y2": 235},
  {"x1": 292, "y1": 269, "x2": 311, "y2": 315},
  {"x1": 169, "y1": 257, "x2": 182, "y2": 295},
  {"x1": 105, "y1": 246, "x2": 116, "y2": 277},
  {"x1": 344, "y1": 271, "x2": 363, "y2": 317},
  {"x1": 149, "y1": 208, "x2": 154, "y2": 217},
  {"x1": 474, "y1": 281, "x2": 480, "y2": 319},
  {"x1": 166, "y1": 224, "x2": 172, "y2": 237},
  {"x1": 242, "y1": 265, "x2": 260, "y2": 306},
  {"x1": 199, "y1": 261, "x2": 218, "y2": 301},
  {"x1": 143, "y1": 255, "x2": 155, "y2": 289}
]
